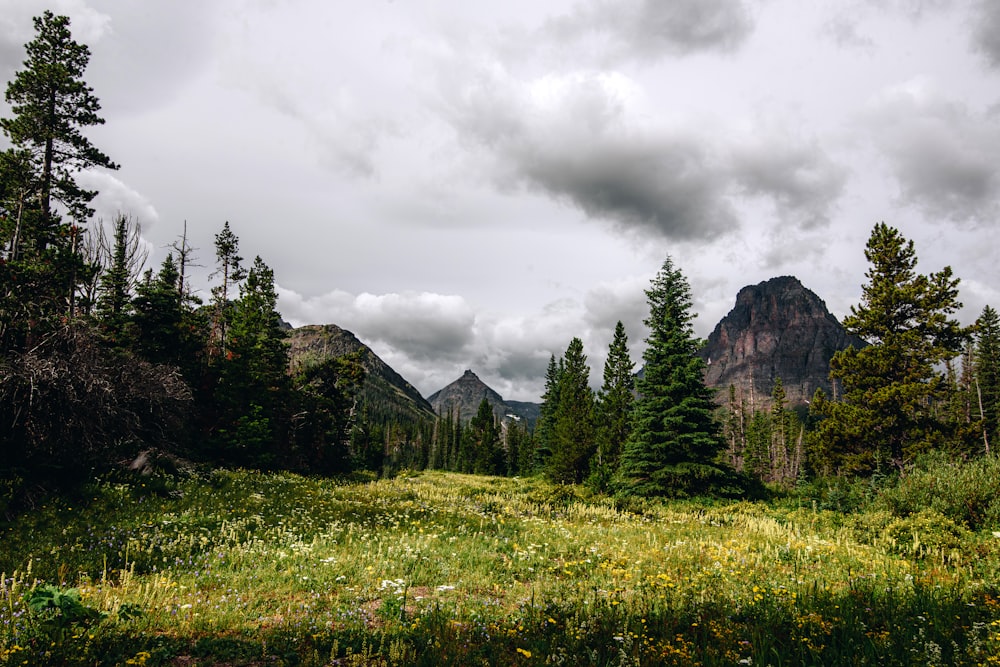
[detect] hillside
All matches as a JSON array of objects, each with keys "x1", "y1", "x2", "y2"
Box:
[{"x1": 286, "y1": 324, "x2": 436, "y2": 424}]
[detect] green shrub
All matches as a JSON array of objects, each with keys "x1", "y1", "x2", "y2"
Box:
[{"x1": 880, "y1": 509, "x2": 971, "y2": 560}]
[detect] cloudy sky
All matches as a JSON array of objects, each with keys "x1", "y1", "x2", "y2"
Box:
[{"x1": 2, "y1": 0, "x2": 999, "y2": 402}]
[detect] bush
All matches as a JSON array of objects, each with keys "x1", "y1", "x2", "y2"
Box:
[
  {"x1": 874, "y1": 453, "x2": 1000, "y2": 530},
  {"x1": 880, "y1": 509, "x2": 971, "y2": 560}
]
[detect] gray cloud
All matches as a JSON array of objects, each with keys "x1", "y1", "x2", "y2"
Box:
[
  {"x1": 970, "y1": 0, "x2": 1000, "y2": 68},
  {"x1": 864, "y1": 81, "x2": 1000, "y2": 224},
  {"x1": 544, "y1": 0, "x2": 754, "y2": 62},
  {"x1": 730, "y1": 136, "x2": 848, "y2": 229},
  {"x1": 444, "y1": 69, "x2": 739, "y2": 241}
]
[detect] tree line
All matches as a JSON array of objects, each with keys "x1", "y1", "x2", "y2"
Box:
[{"x1": 2, "y1": 12, "x2": 999, "y2": 504}]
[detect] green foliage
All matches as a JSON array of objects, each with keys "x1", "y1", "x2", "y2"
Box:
[
  {"x1": 25, "y1": 584, "x2": 105, "y2": 644},
  {"x1": 591, "y1": 321, "x2": 634, "y2": 490},
  {"x1": 615, "y1": 256, "x2": 732, "y2": 497},
  {"x1": 548, "y1": 338, "x2": 596, "y2": 484},
  {"x1": 812, "y1": 223, "x2": 968, "y2": 474},
  {"x1": 880, "y1": 509, "x2": 970, "y2": 561},
  {"x1": 976, "y1": 305, "x2": 1000, "y2": 450},
  {"x1": 1, "y1": 11, "x2": 118, "y2": 224}
]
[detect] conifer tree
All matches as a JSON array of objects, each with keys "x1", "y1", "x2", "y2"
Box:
[
  {"x1": 0, "y1": 12, "x2": 118, "y2": 350},
  {"x1": 209, "y1": 221, "x2": 246, "y2": 359},
  {"x1": 548, "y1": 338, "x2": 596, "y2": 484},
  {"x1": 533, "y1": 355, "x2": 563, "y2": 469},
  {"x1": 216, "y1": 255, "x2": 290, "y2": 466},
  {"x1": 2, "y1": 11, "x2": 118, "y2": 225},
  {"x1": 812, "y1": 223, "x2": 966, "y2": 474},
  {"x1": 614, "y1": 256, "x2": 730, "y2": 497},
  {"x1": 592, "y1": 321, "x2": 634, "y2": 489},
  {"x1": 976, "y1": 305, "x2": 1000, "y2": 452}
]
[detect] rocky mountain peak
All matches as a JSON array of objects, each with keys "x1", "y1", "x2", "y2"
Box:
[
  {"x1": 699, "y1": 276, "x2": 864, "y2": 407},
  {"x1": 428, "y1": 371, "x2": 539, "y2": 427}
]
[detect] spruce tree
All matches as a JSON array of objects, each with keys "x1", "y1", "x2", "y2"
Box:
[
  {"x1": 812, "y1": 223, "x2": 966, "y2": 474},
  {"x1": 548, "y1": 338, "x2": 596, "y2": 484},
  {"x1": 592, "y1": 321, "x2": 634, "y2": 489},
  {"x1": 976, "y1": 305, "x2": 1000, "y2": 452},
  {"x1": 614, "y1": 256, "x2": 729, "y2": 497},
  {"x1": 533, "y1": 355, "x2": 563, "y2": 470}
]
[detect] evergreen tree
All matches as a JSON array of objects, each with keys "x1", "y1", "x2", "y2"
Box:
[
  {"x1": 614, "y1": 256, "x2": 730, "y2": 497},
  {"x1": 548, "y1": 338, "x2": 596, "y2": 484},
  {"x1": 812, "y1": 223, "x2": 966, "y2": 474},
  {"x1": 533, "y1": 355, "x2": 563, "y2": 470},
  {"x1": 976, "y1": 305, "x2": 1000, "y2": 452},
  {"x1": 591, "y1": 321, "x2": 634, "y2": 489},
  {"x1": 0, "y1": 12, "x2": 116, "y2": 350},
  {"x1": 2, "y1": 11, "x2": 118, "y2": 225},
  {"x1": 94, "y1": 214, "x2": 143, "y2": 345},
  {"x1": 209, "y1": 221, "x2": 246, "y2": 359},
  {"x1": 469, "y1": 398, "x2": 503, "y2": 475},
  {"x1": 215, "y1": 255, "x2": 290, "y2": 466}
]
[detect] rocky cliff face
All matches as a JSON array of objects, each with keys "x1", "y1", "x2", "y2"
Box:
[
  {"x1": 428, "y1": 370, "x2": 539, "y2": 427},
  {"x1": 698, "y1": 276, "x2": 864, "y2": 407}
]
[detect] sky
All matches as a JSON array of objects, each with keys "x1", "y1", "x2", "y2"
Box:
[{"x1": 2, "y1": 0, "x2": 999, "y2": 402}]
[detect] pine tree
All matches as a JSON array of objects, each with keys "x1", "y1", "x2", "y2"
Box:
[
  {"x1": 533, "y1": 355, "x2": 563, "y2": 470},
  {"x1": 94, "y1": 214, "x2": 143, "y2": 345},
  {"x1": 216, "y1": 256, "x2": 290, "y2": 466},
  {"x1": 209, "y1": 221, "x2": 246, "y2": 359},
  {"x1": 548, "y1": 338, "x2": 596, "y2": 484},
  {"x1": 469, "y1": 398, "x2": 503, "y2": 475},
  {"x1": 812, "y1": 223, "x2": 966, "y2": 474},
  {"x1": 614, "y1": 256, "x2": 731, "y2": 497},
  {"x1": 2, "y1": 11, "x2": 118, "y2": 225},
  {"x1": 0, "y1": 12, "x2": 116, "y2": 349},
  {"x1": 976, "y1": 305, "x2": 1000, "y2": 452},
  {"x1": 592, "y1": 321, "x2": 634, "y2": 489}
]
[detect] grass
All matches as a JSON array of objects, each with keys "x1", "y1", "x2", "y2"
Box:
[{"x1": 2, "y1": 467, "x2": 1000, "y2": 665}]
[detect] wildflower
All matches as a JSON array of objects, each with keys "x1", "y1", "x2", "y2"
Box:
[{"x1": 516, "y1": 648, "x2": 532, "y2": 657}]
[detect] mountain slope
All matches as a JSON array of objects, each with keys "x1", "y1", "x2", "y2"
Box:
[
  {"x1": 428, "y1": 369, "x2": 539, "y2": 428},
  {"x1": 698, "y1": 276, "x2": 865, "y2": 407},
  {"x1": 286, "y1": 324, "x2": 436, "y2": 423}
]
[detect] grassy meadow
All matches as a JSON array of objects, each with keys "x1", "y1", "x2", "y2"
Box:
[{"x1": 3, "y1": 464, "x2": 1000, "y2": 666}]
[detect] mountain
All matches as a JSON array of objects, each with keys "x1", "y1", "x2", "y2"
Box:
[
  {"x1": 698, "y1": 276, "x2": 865, "y2": 407},
  {"x1": 286, "y1": 324, "x2": 436, "y2": 423},
  {"x1": 428, "y1": 369, "x2": 540, "y2": 428}
]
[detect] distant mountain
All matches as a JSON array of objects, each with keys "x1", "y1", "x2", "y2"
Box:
[
  {"x1": 286, "y1": 324, "x2": 436, "y2": 423},
  {"x1": 698, "y1": 276, "x2": 865, "y2": 407},
  {"x1": 428, "y1": 369, "x2": 540, "y2": 428}
]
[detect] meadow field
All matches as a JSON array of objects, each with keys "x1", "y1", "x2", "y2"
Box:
[{"x1": 2, "y1": 463, "x2": 1000, "y2": 666}]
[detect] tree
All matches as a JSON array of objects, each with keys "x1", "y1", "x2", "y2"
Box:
[
  {"x1": 0, "y1": 12, "x2": 116, "y2": 350},
  {"x1": 812, "y1": 223, "x2": 966, "y2": 474},
  {"x1": 976, "y1": 305, "x2": 1000, "y2": 452},
  {"x1": 548, "y1": 338, "x2": 596, "y2": 484},
  {"x1": 591, "y1": 321, "x2": 634, "y2": 489},
  {"x1": 215, "y1": 255, "x2": 290, "y2": 466},
  {"x1": 532, "y1": 355, "x2": 563, "y2": 471},
  {"x1": 614, "y1": 256, "x2": 731, "y2": 497},
  {"x1": 2, "y1": 11, "x2": 118, "y2": 226},
  {"x1": 469, "y1": 398, "x2": 503, "y2": 475},
  {"x1": 209, "y1": 221, "x2": 246, "y2": 359},
  {"x1": 93, "y1": 214, "x2": 146, "y2": 344}
]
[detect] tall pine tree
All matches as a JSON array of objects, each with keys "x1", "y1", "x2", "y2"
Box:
[
  {"x1": 812, "y1": 223, "x2": 966, "y2": 474},
  {"x1": 548, "y1": 338, "x2": 596, "y2": 484},
  {"x1": 976, "y1": 305, "x2": 1000, "y2": 452},
  {"x1": 614, "y1": 256, "x2": 731, "y2": 497},
  {"x1": 592, "y1": 321, "x2": 634, "y2": 489}
]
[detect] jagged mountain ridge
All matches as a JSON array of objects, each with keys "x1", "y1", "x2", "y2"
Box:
[
  {"x1": 286, "y1": 324, "x2": 436, "y2": 423},
  {"x1": 427, "y1": 369, "x2": 540, "y2": 428},
  {"x1": 697, "y1": 276, "x2": 865, "y2": 407}
]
